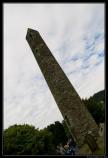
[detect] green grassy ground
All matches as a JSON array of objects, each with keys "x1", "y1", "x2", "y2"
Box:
[
  {"x1": 79, "y1": 133, "x2": 105, "y2": 155},
  {"x1": 94, "y1": 133, "x2": 105, "y2": 155}
]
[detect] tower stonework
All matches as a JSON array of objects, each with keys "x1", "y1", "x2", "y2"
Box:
[{"x1": 26, "y1": 28, "x2": 99, "y2": 152}]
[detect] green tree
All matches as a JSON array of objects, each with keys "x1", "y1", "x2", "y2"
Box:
[
  {"x1": 82, "y1": 98, "x2": 105, "y2": 124},
  {"x1": 3, "y1": 124, "x2": 56, "y2": 155},
  {"x1": 47, "y1": 121, "x2": 68, "y2": 147},
  {"x1": 3, "y1": 124, "x2": 36, "y2": 155}
]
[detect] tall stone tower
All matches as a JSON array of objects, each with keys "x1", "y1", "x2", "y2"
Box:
[{"x1": 26, "y1": 28, "x2": 99, "y2": 153}]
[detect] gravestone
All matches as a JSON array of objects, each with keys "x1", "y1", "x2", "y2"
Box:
[{"x1": 26, "y1": 28, "x2": 99, "y2": 154}]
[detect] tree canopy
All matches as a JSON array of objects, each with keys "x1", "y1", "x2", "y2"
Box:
[
  {"x1": 3, "y1": 124, "x2": 56, "y2": 155},
  {"x1": 82, "y1": 90, "x2": 105, "y2": 124}
]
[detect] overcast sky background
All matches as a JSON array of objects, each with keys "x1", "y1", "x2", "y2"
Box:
[{"x1": 4, "y1": 3, "x2": 104, "y2": 130}]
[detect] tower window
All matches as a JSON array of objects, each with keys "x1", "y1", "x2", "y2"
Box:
[{"x1": 29, "y1": 33, "x2": 32, "y2": 39}]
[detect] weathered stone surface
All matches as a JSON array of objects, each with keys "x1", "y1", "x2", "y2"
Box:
[{"x1": 26, "y1": 28, "x2": 99, "y2": 148}]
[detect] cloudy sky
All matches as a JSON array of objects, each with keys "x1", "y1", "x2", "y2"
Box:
[{"x1": 4, "y1": 3, "x2": 105, "y2": 130}]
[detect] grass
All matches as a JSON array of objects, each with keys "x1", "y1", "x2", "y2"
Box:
[{"x1": 78, "y1": 132, "x2": 105, "y2": 155}]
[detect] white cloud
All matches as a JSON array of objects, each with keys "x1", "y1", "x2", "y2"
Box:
[
  {"x1": 87, "y1": 54, "x2": 100, "y2": 66},
  {"x1": 4, "y1": 3, "x2": 104, "y2": 129},
  {"x1": 95, "y1": 40, "x2": 104, "y2": 53},
  {"x1": 68, "y1": 60, "x2": 104, "y2": 99},
  {"x1": 63, "y1": 58, "x2": 83, "y2": 74}
]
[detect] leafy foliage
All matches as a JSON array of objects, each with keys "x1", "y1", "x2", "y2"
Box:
[
  {"x1": 82, "y1": 90, "x2": 105, "y2": 124},
  {"x1": 3, "y1": 124, "x2": 56, "y2": 155},
  {"x1": 92, "y1": 90, "x2": 105, "y2": 103},
  {"x1": 47, "y1": 121, "x2": 68, "y2": 146}
]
